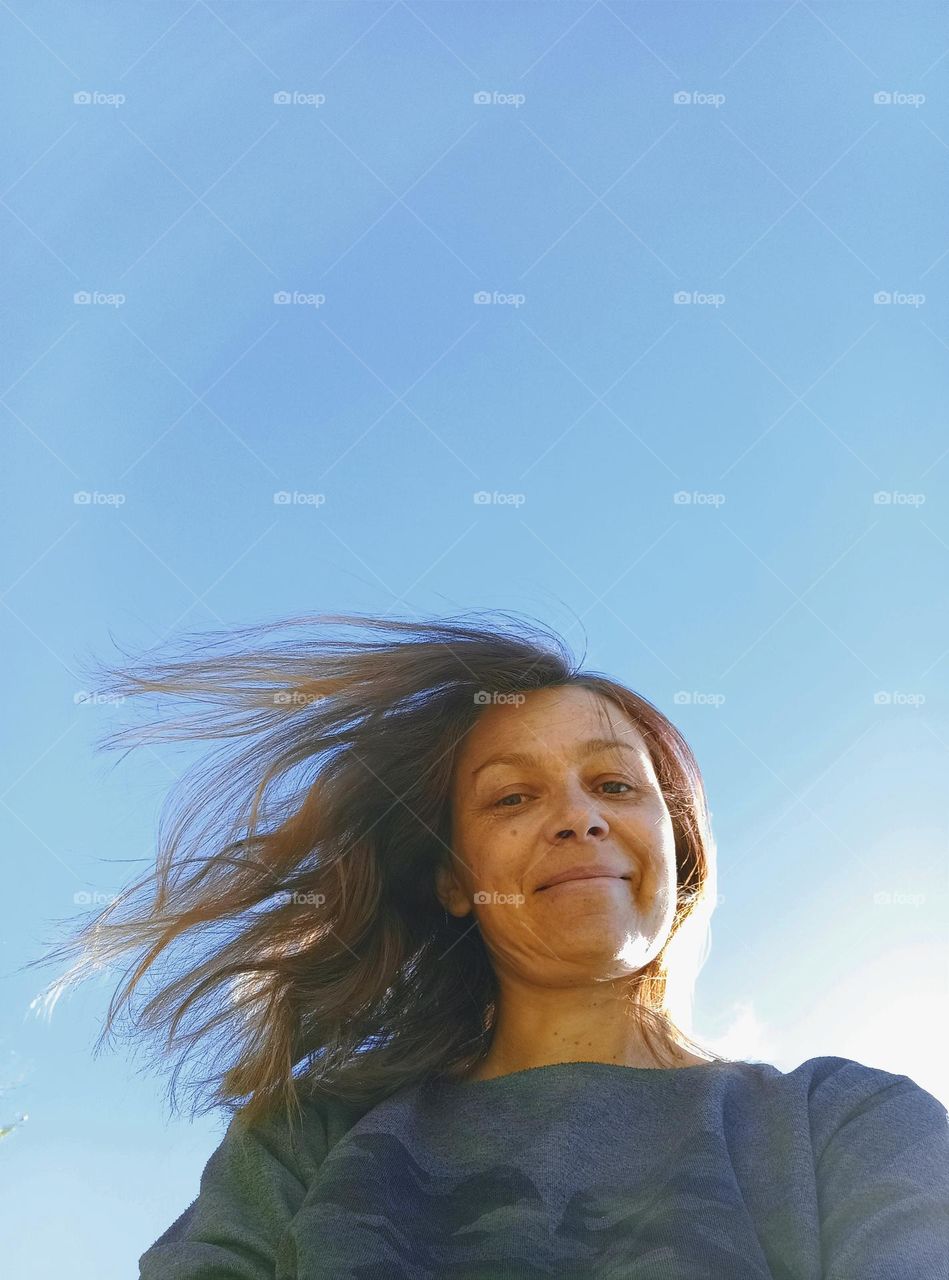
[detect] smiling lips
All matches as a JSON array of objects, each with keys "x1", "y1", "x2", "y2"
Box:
[{"x1": 537, "y1": 866, "x2": 631, "y2": 892}]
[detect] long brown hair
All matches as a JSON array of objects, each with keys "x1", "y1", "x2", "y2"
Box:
[{"x1": 31, "y1": 611, "x2": 731, "y2": 1132}]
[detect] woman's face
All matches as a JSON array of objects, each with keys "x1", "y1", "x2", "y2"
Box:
[{"x1": 438, "y1": 685, "x2": 680, "y2": 982}]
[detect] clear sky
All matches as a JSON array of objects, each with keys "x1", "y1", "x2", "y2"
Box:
[{"x1": 2, "y1": 3, "x2": 948, "y2": 1277}]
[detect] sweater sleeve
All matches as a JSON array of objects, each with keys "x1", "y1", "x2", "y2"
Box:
[
  {"x1": 813, "y1": 1063, "x2": 949, "y2": 1279},
  {"x1": 138, "y1": 1098, "x2": 329, "y2": 1280}
]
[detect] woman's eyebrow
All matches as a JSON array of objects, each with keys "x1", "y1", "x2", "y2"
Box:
[{"x1": 470, "y1": 738, "x2": 641, "y2": 779}]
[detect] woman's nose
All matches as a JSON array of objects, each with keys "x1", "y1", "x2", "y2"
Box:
[{"x1": 548, "y1": 790, "x2": 610, "y2": 841}]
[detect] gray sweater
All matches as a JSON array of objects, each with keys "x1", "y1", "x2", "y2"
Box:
[{"x1": 138, "y1": 1055, "x2": 949, "y2": 1278}]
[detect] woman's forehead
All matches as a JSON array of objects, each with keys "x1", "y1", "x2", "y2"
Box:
[{"x1": 456, "y1": 687, "x2": 648, "y2": 767}]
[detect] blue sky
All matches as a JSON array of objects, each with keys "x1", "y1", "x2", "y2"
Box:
[{"x1": 2, "y1": 3, "x2": 948, "y2": 1276}]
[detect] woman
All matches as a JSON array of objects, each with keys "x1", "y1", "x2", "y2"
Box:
[{"x1": 38, "y1": 612, "x2": 948, "y2": 1278}]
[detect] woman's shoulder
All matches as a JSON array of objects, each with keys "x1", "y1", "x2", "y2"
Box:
[
  {"x1": 766, "y1": 1054, "x2": 947, "y2": 1164},
  {"x1": 223, "y1": 1086, "x2": 376, "y2": 1185},
  {"x1": 138, "y1": 1089, "x2": 379, "y2": 1275}
]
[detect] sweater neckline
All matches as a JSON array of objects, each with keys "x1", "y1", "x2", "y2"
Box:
[{"x1": 433, "y1": 1058, "x2": 740, "y2": 1089}]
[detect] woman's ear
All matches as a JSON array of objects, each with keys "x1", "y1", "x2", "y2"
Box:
[{"x1": 435, "y1": 863, "x2": 471, "y2": 918}]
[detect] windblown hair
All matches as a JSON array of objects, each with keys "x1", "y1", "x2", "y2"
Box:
[{"x1": 33, "y1": 611, "x2": 731, "y2": 1133}]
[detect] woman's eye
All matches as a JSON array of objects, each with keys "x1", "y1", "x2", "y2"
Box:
[{"x1": 493, "y1": 780, "x2": 635, "y2": 808}]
